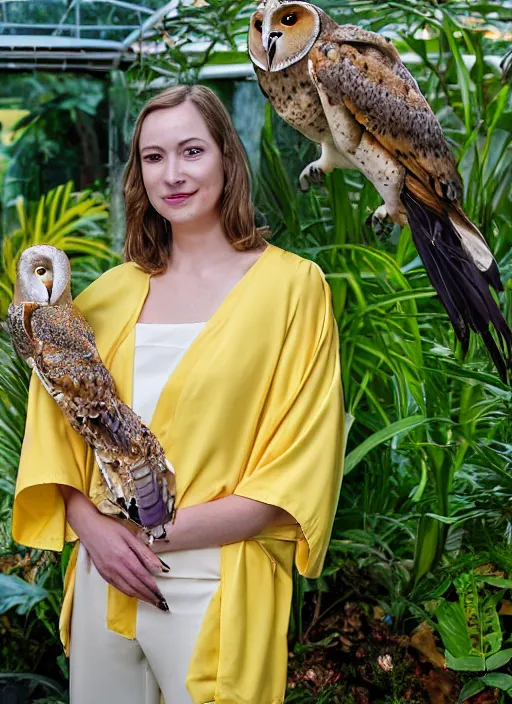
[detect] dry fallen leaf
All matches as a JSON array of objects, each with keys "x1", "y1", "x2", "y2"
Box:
[{"x1": 410, "y1": 622, "x2": 446, "y2": 669}]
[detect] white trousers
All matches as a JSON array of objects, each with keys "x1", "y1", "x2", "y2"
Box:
[{"x1": 69, "y1": 543, "x2": 221, "y2": 704}]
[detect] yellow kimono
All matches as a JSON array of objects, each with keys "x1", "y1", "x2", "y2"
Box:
[{"x1": 13, "y1": 243, "x2": 345, "y2": 704}]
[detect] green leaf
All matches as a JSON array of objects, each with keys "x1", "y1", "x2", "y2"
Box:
[
  {"x1": 458, "y1": 679, "x2": 485, "y2": 703},
  {"x1": 0, "y1": 574, "x2": 49, "y2": 615},
  {"x1": 344, "y1": 415, "x2": 444, "y2": 475},
  {"x1": 424, "y1": 510, "x2": 493, "y2": 525},
  {"x1": 486, "y1": 649, "x2": 512, "y2": 671},
  {"x1": 435, "y1": 600, "x2": 472, "y2": 658},
  {"x1": 0, "y1": 673, "x2": 65, "y2": 698},
  {"x1": 477, "y1": 577, "x2": 512, "y2": 589},
  {"x1": 445, "y1": 652, "x2": 486, "y2": 672},
  {"x1": 481, "y1": 590, "x2": 504, "y2": 657},
  {"x1": 481, "y1": 673, "x2": 512, "y2": 690},
  {"x1": 413, "y1": 515, "x2": 444, "y2": 584}
]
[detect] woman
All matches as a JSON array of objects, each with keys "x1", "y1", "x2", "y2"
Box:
[{"x1": 13, "y1": 85, "x2": 345, "y2": 704}]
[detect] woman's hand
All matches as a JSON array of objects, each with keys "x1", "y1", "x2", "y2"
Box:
[
  {"x1": 82, "y1": 514, "x2": 170, "y2": 611},
  {"x1": 58, "y1": 485, "x2": 169, "y2": 611}
]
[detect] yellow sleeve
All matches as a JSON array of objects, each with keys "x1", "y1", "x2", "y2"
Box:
[
  {"x1": 234, "y1": 261, "x2": 345, "y2": 578},
  {"x1": 12, "y1": 370, "x2": 88, "y2": 550}
]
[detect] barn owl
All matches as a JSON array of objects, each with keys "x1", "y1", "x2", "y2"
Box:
[
  {"x1": 7, "y1": 245, "x2": 176, "y2": 543},
  {"x1": 248, "y1": 0, "x2": 512, "y2": 382}
]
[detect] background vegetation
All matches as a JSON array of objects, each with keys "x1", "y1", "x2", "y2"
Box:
[{"x1": 1, "y1": 1, "x2": 511, "y2": 702}]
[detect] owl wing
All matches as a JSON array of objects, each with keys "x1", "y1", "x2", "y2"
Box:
[
  {"x1": 309, "y1": 25, "x2": 462, "y2": 202},
  {"x1": 24, "y1": 303, "x2": 173, "y2": 537},
  {"x1": 30, "y1": 305, "x2": 131, "y2": 453}
]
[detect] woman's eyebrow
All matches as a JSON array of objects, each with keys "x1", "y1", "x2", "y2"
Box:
[
  {"x1": 178, "y1": 137, "x2": 206, "y2": 146},
  {"x1": 140, "y1": 137, "x2": 206, "y2": 153},
  {"x1": 140, "y1": 144, "x2": 164, "y2": 153}
]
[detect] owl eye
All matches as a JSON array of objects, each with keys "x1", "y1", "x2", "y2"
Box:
[
  {"x1": 254, "y1": 18, "x2": 263, "y2": 33},
  {"x1": 281, "y1": 12, "x2": 297, "y2": 26},
  {"x1": 35, "y1": 267, "x2": 47, "y2": 276}
]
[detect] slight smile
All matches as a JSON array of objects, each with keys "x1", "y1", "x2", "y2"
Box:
[{"x1": 162, "y1": 191, "x2": 198, "y2": 207}]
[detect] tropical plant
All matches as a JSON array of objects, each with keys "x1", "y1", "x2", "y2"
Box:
[
  {"x1": 1, "y1": 73, "x2": 107, "y2": 233},
  {"x1": 126, "y1": 0, "x2": 256, "y2": 86},
  {"x1": 0, "y1": 331, "x2": 30, "y2": 550},
  {"x1": 0, "y1": 673, "x2": 68, "y2": 704},
  {"x1": 432, "y1": 568, "x2": 512, "y2": 702}
]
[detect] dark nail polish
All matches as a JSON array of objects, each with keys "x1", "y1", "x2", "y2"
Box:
[
  {"x1": 158, "y1": 557, "x2": 170, "y2": 572},
  {"x1": 157, "y1": 597, "x2": 170, "y2": 612}
]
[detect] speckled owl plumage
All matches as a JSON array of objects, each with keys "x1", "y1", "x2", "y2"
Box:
[
  {"x1": 249, "y1": 1, "x2": 512, "y2": 382},
  {"x1": 7, "y1": 245, "x2": 175, "y2": 540}
]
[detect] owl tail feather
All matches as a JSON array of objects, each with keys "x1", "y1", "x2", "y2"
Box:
[{"x1": 401, "y1": 178, "x2": 512, "y2": 383}]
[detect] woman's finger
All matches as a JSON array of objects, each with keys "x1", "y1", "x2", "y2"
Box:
[
  {"x1": 108, "y1": 574, "x2": 166, "y2": 613},
  {"x1": 118, "y1": 561, "x2": 168, "y2": 611},
  {"x1": 125, "y1": 530, "x2": 168, "y2": 574},
  {"x1": 130, "y1": 561, "x2": 169, "y2": 607},
  {"x1": 95, "y1": 546, "x2": 163, "y2": 607}
]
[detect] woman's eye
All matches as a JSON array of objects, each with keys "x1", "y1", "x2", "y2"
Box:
[
  {"x1": 185, "y1": 147, "x2": 203, "y2": 157},
  {"x1": 143, "y1": 153, "x2": 162, "y2": 162}
]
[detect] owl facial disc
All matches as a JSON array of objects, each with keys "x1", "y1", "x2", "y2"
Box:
[
  {"x1": 15, "y1": 244, "x2": 71, "y2": 305},
  {"x1": 249, "y1": 2, "x2": 320, "y2": 72}
]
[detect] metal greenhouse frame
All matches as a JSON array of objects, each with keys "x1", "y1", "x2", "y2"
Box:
[{"x1": 0, "y1": 0, "x2": 255, "y2": 75}]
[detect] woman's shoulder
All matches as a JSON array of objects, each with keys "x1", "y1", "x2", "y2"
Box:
[
  {"x1": 267, "y1": 244, "x2": 328, "y2": 291},
  {"x1": 262, "y1": 245, "x2": 334, "y2": 340}
]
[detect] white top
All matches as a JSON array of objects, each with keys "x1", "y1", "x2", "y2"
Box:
[
  {"x1": 132, "y1": 322, "x2": 206, "y2": 425},
  {"x1": 131, "y1": 321, "x2": 221, "y2": 580}
]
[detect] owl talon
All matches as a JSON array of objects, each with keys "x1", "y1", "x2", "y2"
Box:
[
  {"x1": 369, "y1": 205, "x2": 396, "y2": 242},
  {"x1": 299, "y1": 164, "x2": 325, "y2": 193}
]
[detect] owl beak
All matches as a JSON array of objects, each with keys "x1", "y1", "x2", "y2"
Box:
[
  {"x1": 265, "y1": 30, "x2": 282, "y2": 70},
  {"x1": 42, "y1": 280, "x2": 52, "y2": 302}
]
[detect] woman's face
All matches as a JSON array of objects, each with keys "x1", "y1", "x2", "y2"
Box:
[{"x1": 139, "y1": 101, "x2": 224, "y2": 228}]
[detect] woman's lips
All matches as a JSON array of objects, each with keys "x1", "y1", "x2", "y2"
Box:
[{"x1": 163, "y1": 191, "x2": 197, "y2": 207}]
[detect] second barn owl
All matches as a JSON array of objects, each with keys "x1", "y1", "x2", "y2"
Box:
[
  {"x1": 248, "y1": 0, "x2": 511, "y2": 382},
  {"x1": 7, "y1": 245, "x2": 176, "y2": 544}
]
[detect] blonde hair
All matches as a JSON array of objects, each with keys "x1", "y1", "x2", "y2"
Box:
[{"x1": 123, "y1": 84, "x2": 268, "y2": 274}]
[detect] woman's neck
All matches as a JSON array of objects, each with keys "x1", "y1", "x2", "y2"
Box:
[{"x1": 168, "y1": 218, "x2": 238, "y2": 274}]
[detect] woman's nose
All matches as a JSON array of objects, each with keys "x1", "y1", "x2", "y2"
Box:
[{"x1": 164, "y1": 158, "x2": 185, "y2": 185}]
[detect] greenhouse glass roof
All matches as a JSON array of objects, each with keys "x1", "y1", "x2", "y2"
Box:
[{"x1": 0, "y1": 0, "x2": 185, "y2": 70}]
